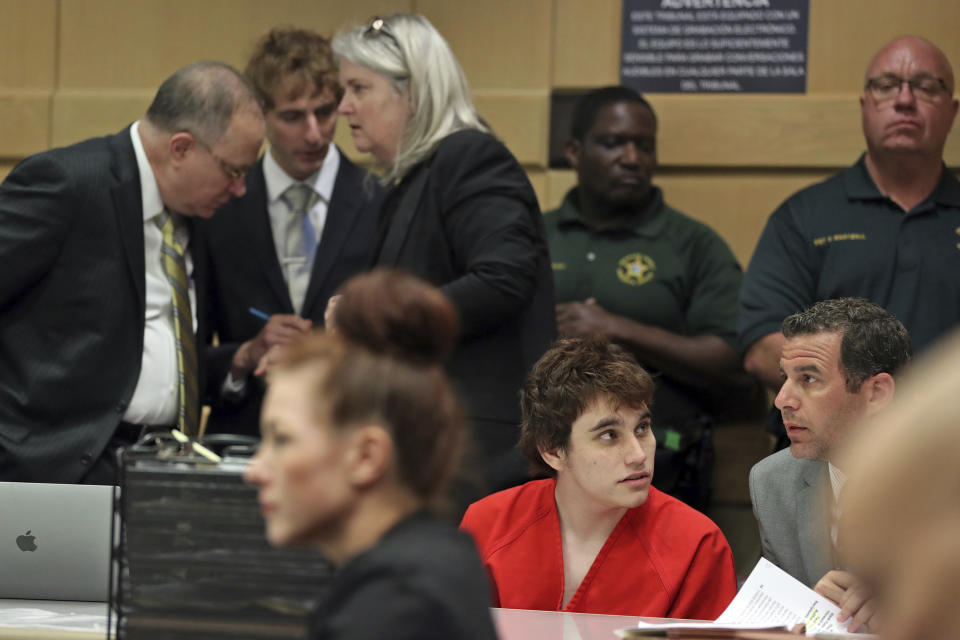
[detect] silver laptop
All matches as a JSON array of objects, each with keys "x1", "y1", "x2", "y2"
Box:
[{"x1": 0, "y1": 482, "x2": 114, "y2": 601}]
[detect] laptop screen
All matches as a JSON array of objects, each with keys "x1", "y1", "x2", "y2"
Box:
[{"x1": 0, "y1": 482, "x2": 114, "y2": 602}]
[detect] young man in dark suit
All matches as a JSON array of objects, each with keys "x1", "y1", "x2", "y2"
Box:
[
  {"x1": 0, "y1": 61, "x2": 265, "y2": 483},
  {"x1": 198, "y1": 29, "x2": 382, "y2": 437}
]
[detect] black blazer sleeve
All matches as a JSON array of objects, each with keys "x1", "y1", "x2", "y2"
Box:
[
  {"x1": 430, "y1": 133, "x2": 546, "y2": 338},
  {"x1": 375, "y1": 130, "x2": 556, "y2": 425},
  {"x1": 0, "y1": 154, "x2": 74, "y2": 311},
  {"x1": 380, "y1": 129, "x2": 551, "y2": 340}
]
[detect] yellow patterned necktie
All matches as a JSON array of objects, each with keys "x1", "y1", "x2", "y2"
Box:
[{"x1": 157, "y1": 210, "x2": 200, "y2": 437}]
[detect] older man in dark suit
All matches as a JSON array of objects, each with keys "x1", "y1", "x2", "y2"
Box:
[
  {"x1": 0, "y1": 61, "x2": 265, "y2": 483},
  {"x1": 196, "y1": 29, "x2": 382, "y2": 438}
]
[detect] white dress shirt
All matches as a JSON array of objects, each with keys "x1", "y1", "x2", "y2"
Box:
[
  {"x1": 263, "y1": 143, "x2": 340, "y2": 307},
  {"x1": 123, "y1": 121, "x2": 194, "y2": 426},
  {"x1": 828, "y1": 462, "x2": 847, "y2": 502},
  {"x1": 220, "y1": 145, "x2": 340, "y2": 395},
  {"x1": 828, "y1": 461, "x2": 848, "y2": 558}
]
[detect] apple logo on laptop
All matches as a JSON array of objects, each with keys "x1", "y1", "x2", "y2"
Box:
[{"x1": 16, "y1": 530, "x2": 37, "y2": 552}]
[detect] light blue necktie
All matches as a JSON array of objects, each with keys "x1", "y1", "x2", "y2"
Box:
[{"x1": 280, "y1": 183, "x2": 321, "y2": 313}]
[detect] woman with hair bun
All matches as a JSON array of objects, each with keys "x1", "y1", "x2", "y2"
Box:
[
  {"x1": 244, "y1": 269, "x2": 498, "y2": 640},
  {"x1": 332, "y1": 13, "x2": 556, "y2": 496}
]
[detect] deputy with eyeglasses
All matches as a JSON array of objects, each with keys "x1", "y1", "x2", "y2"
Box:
[
  {"x1": 0, "y1": 61, "x2": 264, "y2": 484},
  {"x1": 739, "y1": 35, "x2": 959, "y2": 396}
]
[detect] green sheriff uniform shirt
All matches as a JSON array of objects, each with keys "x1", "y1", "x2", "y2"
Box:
[
  {"x1": 546, "y1": 186, "x2": 742, "y2": 352},
  {"x1": 739, "y1": 154, "x2": 960, "y2": 356}
]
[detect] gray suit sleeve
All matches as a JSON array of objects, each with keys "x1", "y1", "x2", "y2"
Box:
[{"x1": 749, "y1": 460, "x2": 783, "y2": 569}]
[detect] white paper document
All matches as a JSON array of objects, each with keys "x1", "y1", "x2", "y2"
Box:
[
  {"x1": 618, "y1": 559, "x2": 877, "y2": 638},
  {"x1": 715, "y1": 558, "x2": 871, "y2": 636}
]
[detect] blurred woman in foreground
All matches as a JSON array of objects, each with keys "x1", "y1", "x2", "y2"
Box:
[
  {"x1": 332, "y1": 14, "x2": 555, "y2": 495},
  {"x1": 841, "y1": 329, "x2": 960, "y2": 640},
  {"x1": 244, "y1": 269, "x2": 498, "y2": 640}
]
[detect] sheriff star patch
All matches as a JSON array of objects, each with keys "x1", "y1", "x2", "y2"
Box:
[{"x1": 617, "y1": 253, "x2": 656, "y2": 286}]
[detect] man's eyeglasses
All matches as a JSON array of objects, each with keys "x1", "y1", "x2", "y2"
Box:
[
  {"x1": 192, "y1": 136, "x2": 253, "y2": 183},
  {"x1": 865, "y1": 73, "x2": 951, "y2": 104}
]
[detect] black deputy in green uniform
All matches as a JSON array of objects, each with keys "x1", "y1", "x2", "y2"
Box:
[{"x1": 546, "y1": 86, "x2": 760, "y2": 510}]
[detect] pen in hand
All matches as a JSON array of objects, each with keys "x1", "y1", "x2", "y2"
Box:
[{"x1": 248, "y1": 307, "x2": 271, "y2": 322}]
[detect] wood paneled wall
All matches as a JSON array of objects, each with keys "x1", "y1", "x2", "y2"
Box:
[{"x1": 1, "y1": 0, "x2": 958, "y2": 265}]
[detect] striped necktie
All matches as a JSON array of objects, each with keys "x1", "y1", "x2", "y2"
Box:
[
  {"x1": 280, "y1": 183, "x2": 321, "y2": 313},
  {"x1": 156, "y1": 210, "x2": 200, "y2": 437}
]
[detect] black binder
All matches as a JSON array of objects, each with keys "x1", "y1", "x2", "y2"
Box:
[{"x1": 110, "y1": 441, "x2": 334, "y2": 639}]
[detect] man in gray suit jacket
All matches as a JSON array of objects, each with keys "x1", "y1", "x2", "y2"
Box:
[
  {"x1": 0, "y1": 62, "x2": 264, "y2": 483},
  {"x1": 750, "y1": 298, "x2": 911, "y2": 633}
]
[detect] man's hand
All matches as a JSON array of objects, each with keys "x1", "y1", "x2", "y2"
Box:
[
  {"x1": 743, "y1": 331, "x2": 786, "y2": 391},
  {"x1": 231, "y1": 314, "x2": 312, "y2": 379},
  {"x1": 814, "y1": 570, "x2": 878, "y2": 633},
  {"x1": 324, "y1": 294, "x2": 341, "y2": 332},
  {"x1": 253, "y1": 344, "x2": 284, "y2": 378},
  {"x1": 556, "y1": 298, "x2": 619, "y2": 340}
]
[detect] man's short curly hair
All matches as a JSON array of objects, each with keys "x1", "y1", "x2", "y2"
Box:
[
  {"x1": 245, "y1": 28, "x2": 341, "y2": 111},
  {"x1": 782, "y1": 298, "x2": 912, "y2": 392},
  {"x1": 518, "y1": 338, "x2": 655, "y2": 477}
]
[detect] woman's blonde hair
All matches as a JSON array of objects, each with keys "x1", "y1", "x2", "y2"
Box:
[{"x1": 332, "y1": 13, "x2": 489, "y2": 183}]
